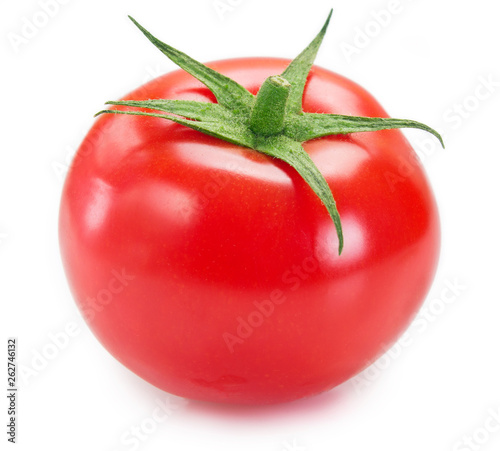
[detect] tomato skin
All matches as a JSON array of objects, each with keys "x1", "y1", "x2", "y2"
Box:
[{"x1": 59, "y1": 57, "x2": 440, "y2": 404}]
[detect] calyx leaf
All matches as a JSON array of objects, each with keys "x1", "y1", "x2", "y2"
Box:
[{"x1": 96, "y1": 10, "x2": 444, "y2": 255}]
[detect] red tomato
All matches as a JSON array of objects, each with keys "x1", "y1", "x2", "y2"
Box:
[{"x1": 59, "y1": 58, "x2": 439, "y2": 404}]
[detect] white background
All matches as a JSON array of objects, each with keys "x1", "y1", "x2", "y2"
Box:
[{"x1": 1, "y1": 0, "x2": 500, "y2": 450}]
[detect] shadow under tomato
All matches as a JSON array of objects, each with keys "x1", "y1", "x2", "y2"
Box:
[{"x1": 183, "y1": 382, "x2": 353, "y2": 422}]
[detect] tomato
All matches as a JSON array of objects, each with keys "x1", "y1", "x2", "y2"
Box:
[{"x1": 59, "y1": 55, "x2": 440, "y2": 404}]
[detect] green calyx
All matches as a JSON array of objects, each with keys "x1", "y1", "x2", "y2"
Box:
[{"x1": 96, "y1": 10, "x2": 444, "y2": 255}]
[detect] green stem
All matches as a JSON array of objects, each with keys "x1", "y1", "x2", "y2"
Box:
[{"x1": 250, "y1": 75, "x2": 291, "y2": 136}]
